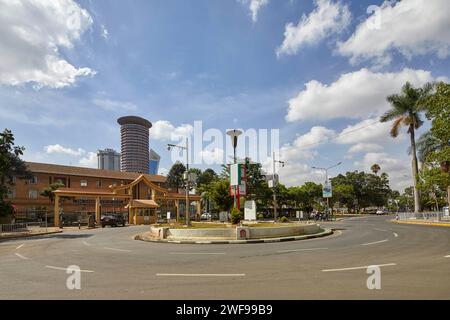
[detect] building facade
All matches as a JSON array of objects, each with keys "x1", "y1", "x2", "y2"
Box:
[
  {"x1": 149, "y1": 149, "x2": 160, "y2": 175},
  {"x1": 97, "y1": 148, "x2": 121, "y2": 171},
  {"x1": 117, "y1": 116, "x2": 152, "y2": 174}
]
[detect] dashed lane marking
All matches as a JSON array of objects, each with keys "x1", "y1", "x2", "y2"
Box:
[
  {"x1": 277, "y1": 247, "x2": 328, "y2": 253},
  {"x1": 361, "y1": 239, "x2": 389, "y2": 246},
  {"x1": 14, "y1": 253, "x2": 29, "y2": 260},
  {"x1": 322, "y1": 263, "x2": 397, "y2": 272},
  {"x1": 45, "y1": 265, "x2": 94, "y2": 273},
  {"x1": 156, "y1": 273, "x2": 245, "y2": 277},
  {"x1": 15, "y1": 243, "x2": 25, "y2": 250},
  {"x1": 393, "y1": 232, "x2": 399, "y2": 238},
  {"x1": 169, "y1": 252, "x2": 226, "y2": 255},
  {"x1": 103, "y1": 247, "x2": 132, "y2": 252}
]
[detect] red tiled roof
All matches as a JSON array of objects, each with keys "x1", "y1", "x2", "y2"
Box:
[{"x1": 25, "y1": 162, "x2": 166, "y2": 183}]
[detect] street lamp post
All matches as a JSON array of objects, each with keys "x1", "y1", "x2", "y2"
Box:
[
  {"x1": 271, "y1": 152, "x2": 285, "y2": 221},
  {"x1": 168, "y1": 137, "x2": 190, "y2": 226},
  {"x1": 227, "y1": 129, "x2": 242, "y2": 209},
  {"x1": 312, "y1": 162, "x2": 342, "y2": 221}
]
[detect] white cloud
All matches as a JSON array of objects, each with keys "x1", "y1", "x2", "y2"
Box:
[
  {"x1": 44, "y1": 144, "x2": 85, "y2": 156},
  {"x1": 101, "y1": 24, "x2": 108, "y2": 39},
  {"x1": 354, "y1": 152, "x2": 412, "y2": 191},
  {"x1": 347, "y1": 142, "x2": 383, "y2": 154},
  {"x1": 158, "y1": 167, "x2": 169, "y2": 176},
  {"x1": 293, "y1": 126, "x2": 336, "y2": 149},
  {"x1": 79, "y1": 152, "x2": 97, "y2": 168},
  {"x1": 0, "y1": 0, "x2": 96, "y2": 88},
  {"x1": 92, "y1": 98, "x2": 138, "y2": 112},
  {"x1": 200, "y1": 148, "x2": 224, "y2": 165},
  {"x1": 150, "y1": 120, "x2": 193, "y2": 141},
  {"x1": 239, "y1": 0, "x2": 269, "y2": 22},
  {"x1": 276, "y1": 0, "x2": 351, "y2": 56},
  {"x1": 286, "y1": 68, "x2": 437, "y2": 122},
  {"x1": 337, "y1": 0, "x2": 450, "y2": 66},
  {"x1": 335, "y1": 118, "x2": 397, "y2": 145},
  {"x1": 273, "y1": 126, "x2": 338, "y2": 186}
]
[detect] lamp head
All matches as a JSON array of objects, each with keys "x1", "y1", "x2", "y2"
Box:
[{"x1": 226, "y1": 129, "x2": 243, "y2": 148}]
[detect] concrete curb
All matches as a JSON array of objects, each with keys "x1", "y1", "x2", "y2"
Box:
[
  {"x1": 391, "y1": 219, "x2": 450, "y2": 228},
  {"x1": 134, "y1": 228, "x2": 333, "y2": 244},
  {"x1": 0, "y1": 230, "x2": 63, "y2": 242}
]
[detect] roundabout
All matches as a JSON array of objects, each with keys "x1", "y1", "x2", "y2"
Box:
[{"x1": 135, "y1": 221, "x2": 333, "y2": 244}]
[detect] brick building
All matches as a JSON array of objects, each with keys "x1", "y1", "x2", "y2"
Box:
[{"x1": 8, "y1": 162, "x2": 200, "y2": 225}]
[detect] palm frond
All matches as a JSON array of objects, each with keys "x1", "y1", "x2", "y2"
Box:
[{"x1": 390, "y1": 117, "x2": 404, "y2": 137}]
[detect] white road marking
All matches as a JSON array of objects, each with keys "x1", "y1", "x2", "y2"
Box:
[
  {"x1": 361, "y1": 239, "x2": 389, "y2": 246},
  {"x1": 103, "y1": 247, "x2": 132, "y2": 252},
  {"x1": 393, "y1": 232, "x2": 399, "y2": 238},
  {"x1": 45, "y1": 265, "x2": 94, "y2": 273},
  {"x1": 322, "y1": 263, "x2": 397, "y2": 273},
  {"x1": 16, "y1": 243, "x2": 25, "y2": 250},
  {"x1": 15, "y1": 253, "x2": 29, "y2": 260},
  {"x1": 445, "y1": 255, "x2": 450, "y2": 258},
  {"x1": 169, "y1": 252, "x2": 226, "y2": 255},
  {"x1": 374, "y1": 228, "x2": 388, "y2": 232},
  {"x1": 156, "y1": 273, "x2": 245, "y2": 277},
  {"x1": 277, "y1": 247, "x2": 328, "y2": 253},
  {"x1": 82, "y1": 241, "x2": 91, "y2": 246}
]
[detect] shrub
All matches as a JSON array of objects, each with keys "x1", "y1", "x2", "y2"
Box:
[
  {"x1": 279, "y1": 216, "x2": 289, "y2": 223},
  {"x1": 230, "y1": 208, "x2": 242, "y2": 224},
  {"x1": 257, "y1": 213, "x2": 264, "y2": 220}
]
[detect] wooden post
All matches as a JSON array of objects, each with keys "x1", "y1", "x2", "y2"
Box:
[
  {"x1": 54, "y1": 194, "x2": 60, "y2": 227},
  {"x1": 95, "y1": 197, "x2": 101, "y2": 226},
  {"x1": 175, "y1": 199, "x2": 180, "y2": 222},
  {"x1": 196, "y1": 201, "x2": 201, "y2": 221}
]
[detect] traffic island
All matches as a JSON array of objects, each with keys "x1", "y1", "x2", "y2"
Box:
[{"x1": 135, "y1": 222, "x2": 333, "y2": 244}]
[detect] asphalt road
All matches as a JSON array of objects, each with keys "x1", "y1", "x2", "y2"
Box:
[{"x1": 0, "y1": 215, "x2": 449, "y2": 299}]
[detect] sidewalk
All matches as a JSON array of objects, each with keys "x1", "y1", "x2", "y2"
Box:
[
  {"x1": 0, "y1": 227, "x2": 62, "y2": 241},
  {"x1": 391, "y1": 219, "x2": 450, "y2": 228}
]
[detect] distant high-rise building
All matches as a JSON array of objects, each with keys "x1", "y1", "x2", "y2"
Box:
[
  {"x1": 149, "y1": 149, "x2": 160, "y2": 175},
  {"x1": 117, "y1": 116, "x2": 152, "y2": 173},
  {"x1": 97, "y1": 149, "x2": 121, "y2": 171}
]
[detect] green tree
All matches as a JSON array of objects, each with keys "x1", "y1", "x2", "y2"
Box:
[
  {"x1": 0, "y1": 129, "x2": 33, "y2": 217},
  {"x1": 40, "y1": 182, "x2": 65, "y2": 203},
  {"x1": 210, "y1": 179, "x2": 233, "y2": 212},
  {"x1": 380, "y1": 81, "x2": 433, "y2": 212},
  {"x1": 166, "y1": 162, "x2": 186, "y2": 193},
  {"x1": 197, "y1": 168, "x2": 218, "y2": 187},
  {"x1": 424, "y1": 82, "x2": 450, "y2": 174}
]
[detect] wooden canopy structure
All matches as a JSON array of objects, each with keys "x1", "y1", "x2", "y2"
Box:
[{"x1": 53, "y1": 174, "x2": 201, "y2": 227}]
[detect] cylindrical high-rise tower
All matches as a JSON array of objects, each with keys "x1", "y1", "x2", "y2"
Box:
[{"x1": 117, "y1": 116, "x2": 152, "y2": 173}]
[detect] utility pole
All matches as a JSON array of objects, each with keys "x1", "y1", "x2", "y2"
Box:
[
  {"x1": 312, "y1": 162, "x2": 342, "y2": 221},
  {"x1": 168, "y1": 137, "x2": 190, "y2": 226},
  {"x1": 227, "y1": 129, "x2": 242, "y2": 209},
  {"x1": 272, "y1": 152, "x2": 285, "y2": 221}
]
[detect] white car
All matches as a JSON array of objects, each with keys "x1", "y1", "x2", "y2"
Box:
[
  {"x1": 376, "y1": 209, "x2": 387, "y2": 215},
  {"x1": 200, "y1": 212, "x2": 212, "y2": 220}
]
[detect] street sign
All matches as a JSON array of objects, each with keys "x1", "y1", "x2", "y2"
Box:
[
  {"x1": 323, "y1": 181, "x2": 332, "y2": 198},
  {"x1": 230, "y1": 163, "x2": 242, "y2": 186}
]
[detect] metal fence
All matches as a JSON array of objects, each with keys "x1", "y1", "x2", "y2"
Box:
[
  {"x1": 397, "y1": 211, "x2": 450, "y2": 222},
  {"x1": 0, "y1": 223, "x2": 28, "y2": 233}
]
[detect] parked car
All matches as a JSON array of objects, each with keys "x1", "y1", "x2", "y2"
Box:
[
  {"x1": 376, "y1": 209, "x2": 388, "y2": 215},
  {"x1": 101, "y1": 214, "x2": 126, "y2": 227},
  {"x1": 200, "y1": 212, "x2": 212, "y2": 220}
]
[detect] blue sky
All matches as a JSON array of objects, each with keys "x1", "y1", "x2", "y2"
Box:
[{"x1": 0, "y1": 0, "x2": 449, "y2": 191}]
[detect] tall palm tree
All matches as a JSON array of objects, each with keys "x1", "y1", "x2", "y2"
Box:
[
  {"x1": 370, "y1": 164, "x2": 381, "y2": 175},
  {"x1": 380, "y1": 82, "x2": 433, "y2": 213}
]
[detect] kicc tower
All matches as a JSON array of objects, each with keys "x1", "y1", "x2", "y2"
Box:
[{"x1": 117, "y1": 116, "x2": 152, "y2": 173}]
